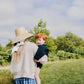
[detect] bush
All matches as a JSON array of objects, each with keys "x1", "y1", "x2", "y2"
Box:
[
  {"x1": 48, "y1": 51, "x2": 58, "y2": 61},
  {"x1": 57, "y1": 50, "x2": 66, "y2": 60},
  {"x1": 0, "y1": 56, "x2": 5, "y2": 65},
  {"x1": 73, "y1": 46, "x2": 84, "y2": 56},
  {"x1": 57, "y1": 50, "x2": 81, "y2": 60},
  {"x1": 0, "y1": 50, "x2": 12, "y2": 63},
  {"x1": 46, "y1": 38, "x2": 57, "y2": 52},
  {"x1": 0, "y1": 52, "x2": 9, "y2": 60},
  {"x1": 0, "y1": 70, "x2": 15, "y2": 84}
]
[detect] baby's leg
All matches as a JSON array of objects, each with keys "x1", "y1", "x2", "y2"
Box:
[{"x1": 35, "y1": 68, "x2": 41, "y2": 84}]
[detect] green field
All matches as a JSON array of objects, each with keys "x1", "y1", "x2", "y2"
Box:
[{"x1": 0, "y1": 59, "x2": 84, "y2": 84}]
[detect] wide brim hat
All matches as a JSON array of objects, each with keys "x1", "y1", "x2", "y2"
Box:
[{"x1": 13, "y1": 27, "x2": 34, "y2": 44}]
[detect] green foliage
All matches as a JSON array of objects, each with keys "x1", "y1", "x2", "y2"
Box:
[
  {"x1": 30, "y1": 20, "x2": 50, "y2": 43},
  {"x1": 57, "y1": 50, "x2": 66, "y2": 60},
  {"x1": 0, "y1": 46, "x2": 7, "y2": 52},
  {"x1": 73, "y1": 46, "x2": 84, "y2": 56},
  {"x1": 56, "y1": 32, "x2": 84, "y2": 54},
  {"x1": 0, "y1": 45, "x2": 3, "y2": 51},
  {"x1": 6, "y1": 40, "x2": 13, "y2": 48},
  {"x1": 65, "y1": 32, "x2": 84, "y2": 46},
  {"x1": 46, "y1": 37, "x2": 57, "y2": 52},
  {"x1": 0, "y1": 56, "x2": 5, "y2": 65},
  {"x1": 48, "y1": 51, "x2": 59, "y2": 61},
  {"x1": 0, "y1": 44, "x2": 12, "y2": 65},
  {"x1": 0, "y1": 70, "x2": 15, "y2": 84},
  {"x1": 57, "y1": 50, "x2": 81, "y2": 60},
  {"x1": 56, "y1": 36, "x2": 74, "y2": 52},
  {"x1": 34, "y1": 20, "x2": 50, "y2": 36}
]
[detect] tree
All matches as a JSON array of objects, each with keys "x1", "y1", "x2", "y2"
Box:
[
  {"x1": 55, "y1": 32, "x2": 84, "y2": 53},
  {"x1": 0, "y1": 44, "x2": 3, "y2": 51},
  {"x1": 6, "y1": 39, "x2": 13, "y2": 48},
  {"x1": 73, "y1": 46, "x2": 84, "y2": 56},
  {"x1": 65, "y1": 32, "x2": 83, "y2": 46},
  {"x1": 56, "y1": 35, "x2": 75, "y2": 53},
  {"x1": 30, "y1": 20, "x2": 50, "y2": 43},
  {"x1": 46, "y1": 37, "x2": 57, "y2": 52}
]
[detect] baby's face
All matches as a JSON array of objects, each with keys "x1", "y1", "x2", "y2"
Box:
[{"x1": 36, "y1": 38, "x2": 45, "y2": 45}]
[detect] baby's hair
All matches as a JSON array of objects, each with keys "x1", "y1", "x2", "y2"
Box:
[{"x1": 35, "y1": 33, "x2": 48, "y2": 42}]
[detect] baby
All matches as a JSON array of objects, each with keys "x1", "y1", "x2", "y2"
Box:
[{"x1": 34, "y1": 33, "x2": 49, "y2": 84}]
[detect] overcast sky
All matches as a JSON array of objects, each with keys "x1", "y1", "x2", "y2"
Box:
[{"x1": 0, "y1": 0, "x2": 84, "y2": 47}]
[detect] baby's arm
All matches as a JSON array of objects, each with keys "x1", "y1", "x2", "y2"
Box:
[
  {"x1": 34, "y1": 55, "x2": 48, "y2": 64},
  {"x1": 39, "y1": 55, "x2": 48, "y2": 64}
]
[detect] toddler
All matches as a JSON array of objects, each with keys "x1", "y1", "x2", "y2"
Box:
[{"x1": 34, "y1": 33, "x2": 49, "y2": 84}]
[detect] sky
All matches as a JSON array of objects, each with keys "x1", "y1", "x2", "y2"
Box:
[{"x1": 0, "y1": 0, "x2": 84, "y2": 47}]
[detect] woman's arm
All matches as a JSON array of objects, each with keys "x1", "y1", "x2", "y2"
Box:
[{"x1": 34, "y1": 59, "x2": 39, "y2": 62}]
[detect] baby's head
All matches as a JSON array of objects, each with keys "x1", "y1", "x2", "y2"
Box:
[{"x1": 35, "y1": 33, "x2": 48, "y2": 45}]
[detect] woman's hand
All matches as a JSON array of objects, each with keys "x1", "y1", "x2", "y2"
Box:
[{"x1": 34, "y1": 59, "x2": 39, "y2": 62}]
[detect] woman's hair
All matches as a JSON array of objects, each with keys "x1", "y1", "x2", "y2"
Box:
[
  {"x1": 13, "y1": 38, "x2": 28, "y2": 63},
  {"x1": 35, "y1": 33, "x2": 48, "y2": 42}
]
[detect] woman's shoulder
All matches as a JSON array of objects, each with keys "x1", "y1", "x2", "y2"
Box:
[
  {"x1": 27, "y1": 41, "x2": 36, "y2": 45},
  {"x1": 26, "y1": 41, "x2": 38, "y2": 48}
]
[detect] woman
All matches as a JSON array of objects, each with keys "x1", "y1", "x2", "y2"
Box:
[{"x1": 10, "y1": 27, "x2": 48, "y2": 84}]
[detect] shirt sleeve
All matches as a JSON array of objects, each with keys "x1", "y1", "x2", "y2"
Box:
[{"x1": 39, "y1": 55, "x2": 48, "y2": 64}]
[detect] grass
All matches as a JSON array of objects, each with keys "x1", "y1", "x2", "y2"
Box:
[
  {"x1": 40, "y1": 59, "x2": 84, "y2": 84},
  {"x1": 0, "y1": 70, "x2": 14, "y2": 84},
  {"x1": 0, "y1": 59, "x2": 84, "y2": 84}
]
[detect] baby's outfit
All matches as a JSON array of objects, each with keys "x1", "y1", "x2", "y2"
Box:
[{"x1": 34, "y1": 44, "x2": 49, "y2": 69}]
